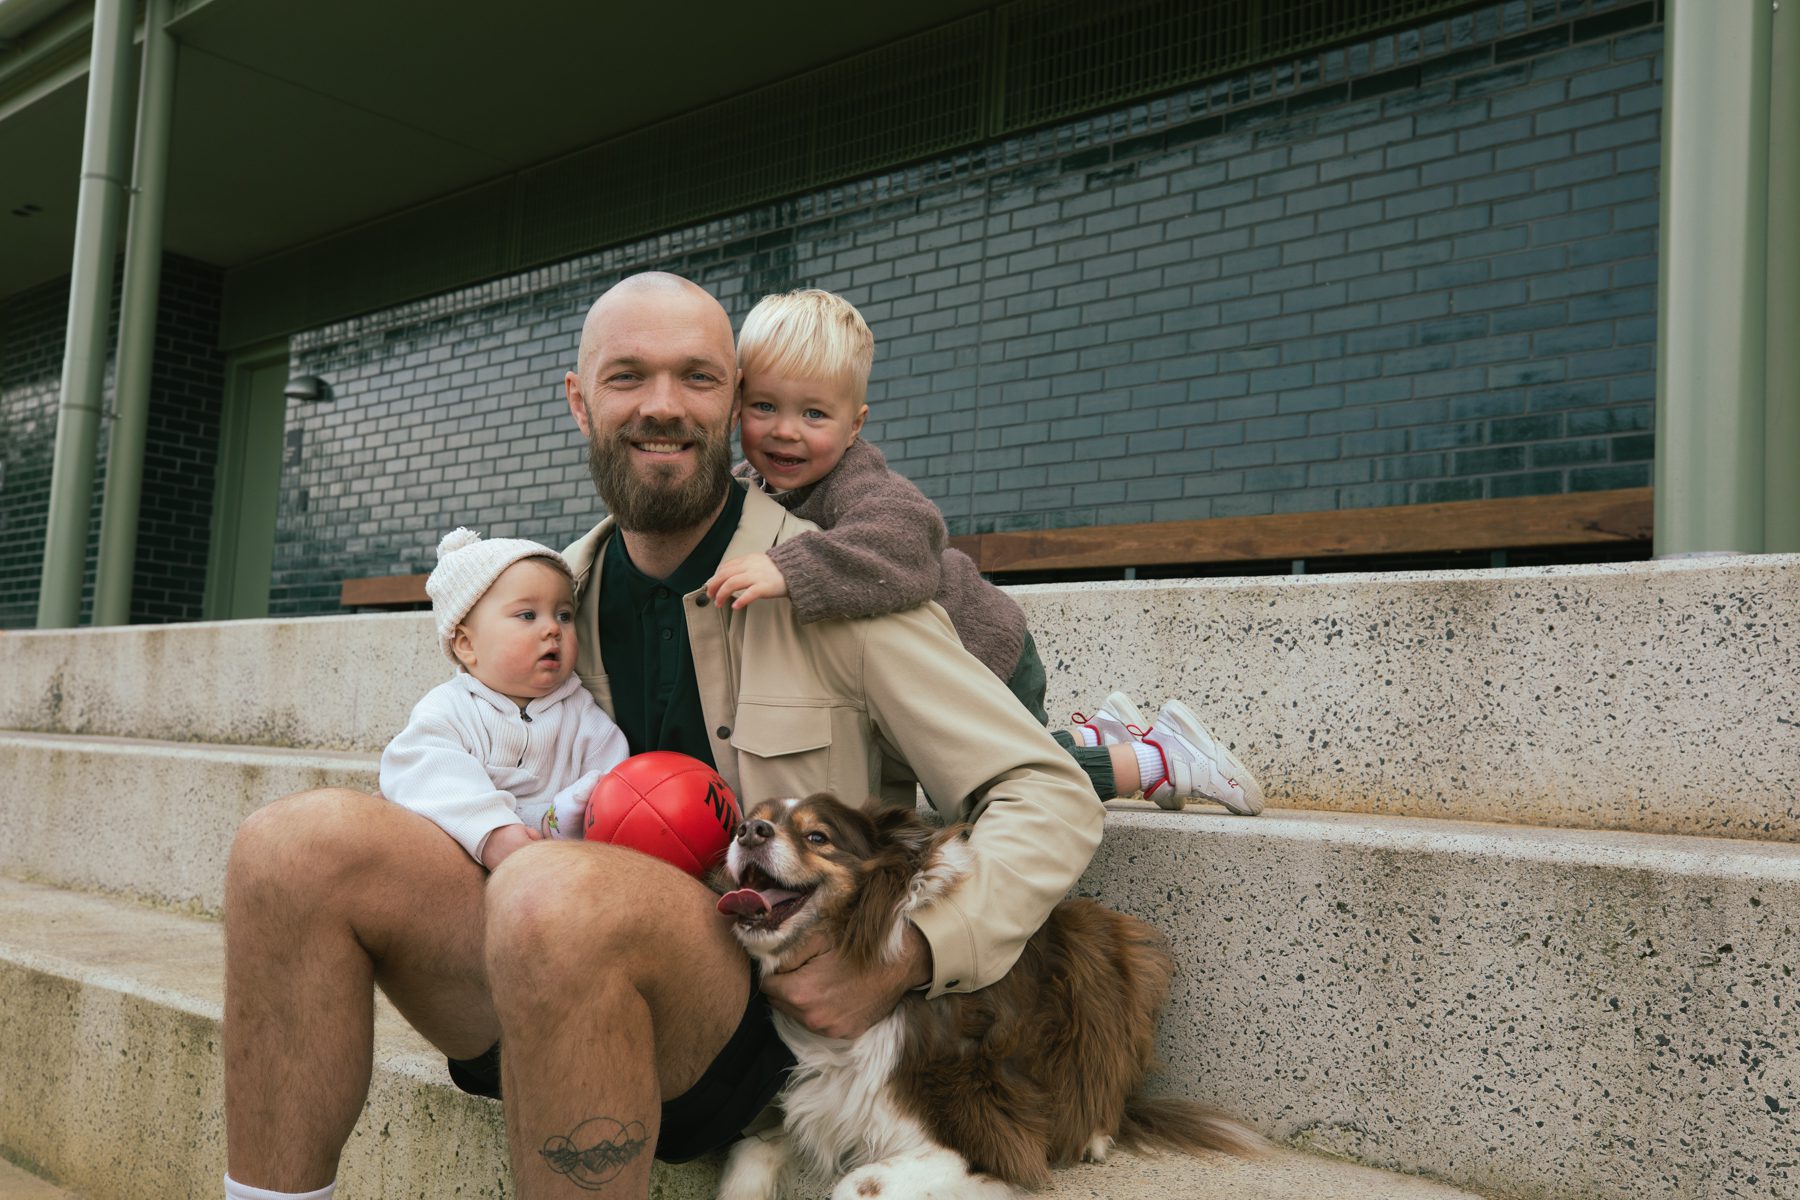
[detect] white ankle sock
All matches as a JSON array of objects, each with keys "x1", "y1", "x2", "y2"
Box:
[
  {"x1": 1072, "y1": 724, "x2": 1102, "y2": 748},
  {"x1": 224, "y1": 1174, "x2": 336, "y2": 1200},
  {"x1": 1134, "y1": 742, "x2": 1166, "y2": 792}
]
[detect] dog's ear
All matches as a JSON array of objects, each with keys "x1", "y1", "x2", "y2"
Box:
[
  {"x1": 871, "y1": 805, "x2": 937, "y2": 863},
  {"x1": 836, "y1": 806, "x2": 952, "y2": 974}
]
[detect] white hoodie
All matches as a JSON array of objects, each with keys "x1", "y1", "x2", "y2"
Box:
[{"x1": 380, "y1": 671, "x2": 629, "y2": 862}]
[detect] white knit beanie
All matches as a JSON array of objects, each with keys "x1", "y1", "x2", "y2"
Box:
[{"x1": 427, "y1": 528, "x2": 575, "y2": 663}]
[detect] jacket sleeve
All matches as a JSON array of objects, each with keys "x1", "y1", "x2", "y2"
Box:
[
  {"x1": 855, "y1": 606, "x2": 1104, "y2": 996},
  {"x1": 767, "y1": 452, "x2": 948, "y2": 625},
  {"x1": 380, "y1": 707, "x2": 522, "y2": 864}
]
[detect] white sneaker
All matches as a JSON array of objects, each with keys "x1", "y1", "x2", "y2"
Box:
[
  {"x1": 1140, "y1": 699, "x2": 1265, "y2": 815},
  {"x1": 1071, "y1": 691, "x2": 1149, "y2": 746}
]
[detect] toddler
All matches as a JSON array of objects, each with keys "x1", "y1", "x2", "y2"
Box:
[
  {"x1": 381, "y1": 528, "x2": 629, "y2": 869},
  {"x1": 704, "y1": 289, "x2": 1263, "y2": 814}
]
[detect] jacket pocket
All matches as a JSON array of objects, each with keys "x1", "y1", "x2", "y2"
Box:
[{"x1": 730, "y1": 701, "x2": 831, "y2": 758}]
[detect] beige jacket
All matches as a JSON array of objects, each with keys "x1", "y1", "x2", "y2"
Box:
[{"x1": 564, "y1": 484, "x2": 1102, "y2": 997}]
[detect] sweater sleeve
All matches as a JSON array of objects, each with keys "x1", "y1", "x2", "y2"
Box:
[
  {"x1": 380, "y1": 707, "x2": 522, "y2": 863},
  {"x1": 767, "y1": 441, "x2": 948, "y2": 624}
]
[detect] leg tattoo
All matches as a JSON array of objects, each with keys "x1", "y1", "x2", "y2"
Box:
[{"x1": 538, "y1": 1117, "x2": 650, "y2": 1190}]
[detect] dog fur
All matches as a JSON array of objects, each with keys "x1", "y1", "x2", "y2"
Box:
[{"x1": 714, "y1": 794, "x2": 1260, "y2": 1199}]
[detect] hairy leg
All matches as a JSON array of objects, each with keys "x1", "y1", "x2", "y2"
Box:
[
  {"x1": 484, "y1": 840, "x2": 752, "y2": 1199},
  {"x1": 223, "y1": 788, "x2": 494, "y2": 1190}
]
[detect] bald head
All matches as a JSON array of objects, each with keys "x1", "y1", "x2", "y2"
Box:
[{"x1": 576, "y1": 272, "x2": 734, "y2": 380}]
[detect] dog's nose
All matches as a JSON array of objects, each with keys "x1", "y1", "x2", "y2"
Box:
[{"x1": 737, "y1": 818, "x2": 774, "y2": 847}]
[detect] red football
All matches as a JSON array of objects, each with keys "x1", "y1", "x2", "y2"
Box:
[{"x1": 583, "y1": 751, "x2": 740, "y2": 877}]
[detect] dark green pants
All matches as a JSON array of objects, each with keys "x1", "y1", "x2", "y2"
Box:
[{"x1": 1004, "y1": 632, "x2": 1115, "y2": 800}]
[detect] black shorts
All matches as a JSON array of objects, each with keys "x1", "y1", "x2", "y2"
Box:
[{"x1": 444, "y1": 984, "x2": 794, "y2": 1163}]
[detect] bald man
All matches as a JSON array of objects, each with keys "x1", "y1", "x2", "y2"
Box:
[{"x1": 221, "y1": 273, "x2": 1101, "y2": 1200}]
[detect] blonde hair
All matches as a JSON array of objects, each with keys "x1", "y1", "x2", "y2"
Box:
[{"x1": 737, "y1": 289, "x2": 875, "y2": 402}]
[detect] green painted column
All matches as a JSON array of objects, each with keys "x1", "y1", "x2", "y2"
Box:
[
  {"x1": 35, "y1": 0, "x2": 137, "y2": 628},
  {"x1": 1654, "y1": 0, "x2": 1773, "y2": 556},
  {"x1": 95, "y1": 0, "x2": 179, "y2": 626},
  {"x1": 1766, "y1": 0, "x2": 1800, "y2": 553}
]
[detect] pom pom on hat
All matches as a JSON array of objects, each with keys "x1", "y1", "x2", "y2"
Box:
[
  {"x1": 427, "y1": 527, "x2": 575, "y2": 664},
  {"x1": 437, "y1": 527, "x2": 484, "y2": 560}
]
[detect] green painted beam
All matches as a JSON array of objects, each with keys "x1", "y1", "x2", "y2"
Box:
[
  {"x1": 1767, "y1": 0, "x2": 1800, "y2": 553},
  {"x1": 95, "y1": 0, "x2": 178, "y2": 626},
  {"x1": 35, "y1": 0, "x2": 135, "y2": 628},
  {"x1": 1654, "y1": 0, "x2": 1773, "y2": 556}
]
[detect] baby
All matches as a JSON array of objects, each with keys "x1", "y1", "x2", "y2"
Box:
[
  {"x1": 381, "y1": 528, "x2": 629, "y2": 869},
  {"x1": 704, "y1": 288, "x2": 1263, "y2": 814}
]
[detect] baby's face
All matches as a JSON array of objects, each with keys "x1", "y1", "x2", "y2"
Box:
[
  {"x1": 453, "y1": 558, "x2": 578, "y2": 705},
  {"x1": 738, "y1": 371, "x2": 868, "y2": 490}
]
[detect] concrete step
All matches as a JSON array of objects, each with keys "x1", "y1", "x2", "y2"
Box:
[
  {"x1": 0, "y1": 731, "x2": 376, "y2": 915},
  {"x1": 3, "y1": 555, "x2": 1795, "y2": 841},
  {"x1": 1089, "y1": 804, "x2": 1800, "y2": 1200},
  {"x1": 0, "y1": 876, "x2": 1489, "y2": 1200},
  {"x1": 7, "y1": 801, "x2": 1799, "y2": 1197},
  {"x1": 0, "y1": 1158, "x2": 85, "y2": 1199}
]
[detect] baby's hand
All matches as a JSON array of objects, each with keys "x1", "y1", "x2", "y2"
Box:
[
  {"x1": 704, "y1": 553, "x2": 789, "y2": 610},
  {"x1": 481, "y1": 823, "x2": 542, "y2": 871}
]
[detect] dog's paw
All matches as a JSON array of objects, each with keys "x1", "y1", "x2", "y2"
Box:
[
  {"x1": 1080, "y1": 1133, "x2": 1114, "y2": 1163},
  {"x1": 719, "y1": 1132, "x2": 790, "y2": 1200},
  {"x1": 830, "y1": 1148, "x2": 1013, "y2": 1200}
]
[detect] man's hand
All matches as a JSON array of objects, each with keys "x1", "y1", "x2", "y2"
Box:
[
  {"x1": 704, "y1": 553, "x2": 788, "y2": 610},
  {"x1": 481, "y1": 823, "x2": 542, "y2": 871},
  {"x1": 760, "y1": 923, "x2": 933, "y2": 1039}
]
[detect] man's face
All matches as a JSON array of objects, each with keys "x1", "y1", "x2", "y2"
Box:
[{"x1": 566, "y1": 281, "x2": 740, "y2": 534}]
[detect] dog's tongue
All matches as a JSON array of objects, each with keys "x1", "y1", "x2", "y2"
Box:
[{"x1": 716, "y1": 887, "x2": 802, "y2": 918}]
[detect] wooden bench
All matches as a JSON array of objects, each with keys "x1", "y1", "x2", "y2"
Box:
[{"x1": 340, "y1": 487, "x2": 1653, "y2": 609}]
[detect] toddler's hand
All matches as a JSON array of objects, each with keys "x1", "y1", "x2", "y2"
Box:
[
  {"x1": 481, "y1": 823, "x2": 542, "y2": 871},
  {"x1": 704, "y1": 553, "x2": 789, "y2": 609}
]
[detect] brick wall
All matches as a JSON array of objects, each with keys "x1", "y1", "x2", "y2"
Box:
[
  {"x1": 0, "y1": 255, "x2": 224, "y2": 628},
  {"x1": 280, "y1": 0, "x2": 1660, "y2": 615}
]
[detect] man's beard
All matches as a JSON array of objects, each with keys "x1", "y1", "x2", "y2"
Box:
[{"x1": 587, "y1": 417, "x2": 732, "y2": 535}]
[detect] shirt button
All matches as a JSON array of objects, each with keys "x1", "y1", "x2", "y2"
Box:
[
  {"x1": 660, "y1": 629, "x2": 674, "y2": 641},
  {"x1": 694, "y1": 594, "x2": 707, "y2": 607},
  {"x1": 656, "y1": 587, "x2": 670, "y2": 600},
  {"x1": 717, "y1": 726, "x2": 731, "y2": 739}
]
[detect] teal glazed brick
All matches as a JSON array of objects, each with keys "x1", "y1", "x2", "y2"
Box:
[{"x1": 216, "y1": 7, "x2": 1670, "y2": 614}]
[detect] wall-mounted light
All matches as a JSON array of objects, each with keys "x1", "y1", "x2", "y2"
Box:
[{"x1": 283, "y1": 375, "x2": 333, "y2": 403}]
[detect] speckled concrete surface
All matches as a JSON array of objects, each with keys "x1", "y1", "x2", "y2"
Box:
[
  {"x1": 0, "y1": 611, "x2": 440, "y2": 753},
  {"x1": 1019, "y1": 554, "x2": 1799, "y2": 841},
  {"x1": 1084, "y1": 805, "x2": 1800, "y2": 1200},
  {"x1": 0, "y1": 1157, "x2": 83, "y2": 1198},
  {"x1": 3, "y1": 557, "x2": 1794, "y2": 841},
  {"x1": 0, "y1": 732, "x2": 376, "y2": 915},
  {"x1": 0, "y1": 877, "x2": 1488, "y2": 1200}
]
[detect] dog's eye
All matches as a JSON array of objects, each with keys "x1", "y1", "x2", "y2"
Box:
[{"x1": 806, "y1": 830, "x2": 829, "y2": 845}]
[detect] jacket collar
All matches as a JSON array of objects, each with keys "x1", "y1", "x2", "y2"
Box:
[{"x1": 453, "y1": 669, "x2": 585, "y2": 717}]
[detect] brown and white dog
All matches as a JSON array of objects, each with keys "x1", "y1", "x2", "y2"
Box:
[{"x1": 714, "y1": 794, "x2": 1261, "y2": 1200}]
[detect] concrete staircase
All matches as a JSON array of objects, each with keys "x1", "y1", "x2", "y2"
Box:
[{"x1": 2, "y1": 554, "x2": 1794, "y2": 1199}]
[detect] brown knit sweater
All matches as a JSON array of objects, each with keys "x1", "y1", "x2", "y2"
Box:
[{"x1": 732, "y1": 439, "x2": 1028, "y2": 682}]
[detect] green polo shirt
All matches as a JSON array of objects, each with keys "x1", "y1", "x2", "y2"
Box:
[{"x1": 597, "y1": 481, "x2": 747, "y2": 766}]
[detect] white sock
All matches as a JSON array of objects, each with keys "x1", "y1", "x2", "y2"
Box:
[
  {"x1": 1134, "y1": 742, "x2": 1166, "y2": 792},
  {"x1": 224, "y1": 1174, "x2": 337, "y2": 1200},
  {"x1": 1072, "y1": 724, "x2": 1102, "y2": 748}
]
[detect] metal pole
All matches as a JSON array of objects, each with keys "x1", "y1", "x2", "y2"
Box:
[
  {"x1": 35, "y1": 0, "x2": 138, "y2": 628},
  {"x1": 1654, "y1": 0, "x2": 1773, "y2": 556},
  {"x1": 95, "y1": 0, "x2": 177, "y2": 626},
  {"x1": 1767, "y1": 0, "x2": 1800, "y2": 553}
]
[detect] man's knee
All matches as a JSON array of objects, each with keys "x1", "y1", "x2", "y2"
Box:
[
  {"x1": 484, "y1": 843, "x2": 704, "y2": 982},
  {"x1": 227, "y1": 787, "x2": 381, "y2": 906}
]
